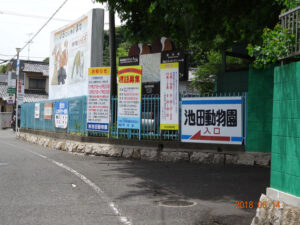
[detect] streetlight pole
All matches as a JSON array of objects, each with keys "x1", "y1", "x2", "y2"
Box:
[{"x1": 15, "y1": 48, "x2": 21, "y2": 135}]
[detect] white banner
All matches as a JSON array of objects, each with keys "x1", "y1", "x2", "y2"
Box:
[
  {"x1": 17, "y1": 80, "x2": 24, "y2": 105},
  {"x1": 34, "y1": 103, "x2": 40, "y2": 118},
  {"x1": 160, "y1": 62, "x2": 179, "y2": 130},
  {"x1": 181, "y1": 97, "x2": 243, "y2": 145},
  {"x1": 49, "y1": 9, "x2": 104, "y2": 99},
  {"x1": 87, "y1": 67, "x2": 111, "y2": 132}
]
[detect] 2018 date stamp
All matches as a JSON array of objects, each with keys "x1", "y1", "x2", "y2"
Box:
[{"x1": 235, "y1": 201, "x2": 281, "y2": 209}]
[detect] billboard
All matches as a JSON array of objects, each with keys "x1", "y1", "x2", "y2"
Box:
[
  {"x1": 54, "y1": 101, "x2": 68, "y2": 129},
  {"x1": 49, "y1": 8, "x2": 104, "y2": 99},
  {"x1": 160, "y1": 63, "x2": 179, "y2": 130},
  {"x1": 87, "y1": 67, "x2": 111, "y2": 132},
  {"x1": 117, "y1": 66, "x2": 142, "y2": 130},
  {"x1": 181, "y1": 97, "x2": 243, "y2": 145}
]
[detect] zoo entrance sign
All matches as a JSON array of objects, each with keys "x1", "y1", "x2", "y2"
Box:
[{"x1": 181, "y1": 97, "x2": 243, "y2": 145}]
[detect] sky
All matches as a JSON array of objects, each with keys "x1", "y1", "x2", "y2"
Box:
[{"x1": 0, "y1": 0, "x2": 121, "y2": 62}]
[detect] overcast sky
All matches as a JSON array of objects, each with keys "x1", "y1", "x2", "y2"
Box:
[{"x1": 0, "y1": 0, "x2": 121, "y2": 62}]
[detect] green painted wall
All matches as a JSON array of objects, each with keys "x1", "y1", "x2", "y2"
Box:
[
  {"x1": 271, "y1": 62, "x2": 300, "y2": 197},
  {"x1": 246, "y1": 66, "x2": 274, "y2": 152}
]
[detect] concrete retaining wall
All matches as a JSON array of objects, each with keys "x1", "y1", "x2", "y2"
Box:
[{"x1": 17, "y1": 131, "x2": 270, "y2": 166}]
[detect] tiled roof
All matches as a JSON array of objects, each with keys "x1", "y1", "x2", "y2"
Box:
[
  {"x1": 0, "y1": 84, "x2": 48, "y2": 103},
  {"x1": 23, "y1": 63, "x2": 49, "y2": 76},
  {"x1": 11, "y1": 60, "x2": 49, "y2": 77}
]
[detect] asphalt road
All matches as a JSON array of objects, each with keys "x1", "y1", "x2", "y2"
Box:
[{"x1": 0, "y1": 129, "x2": 270, "y2": 225}]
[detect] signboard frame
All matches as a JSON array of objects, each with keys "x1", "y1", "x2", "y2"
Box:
[
  {"x1": 160, "y1": 62, "x2": 179, "y2": 130},
  {"x1": 34, "y1": 103, "x2": 40, "y2": 119},
  {"x1": 44, "y1": 103, "x2": 53, "y2": 120},
  {"x1": 181, "y1": 96, "x2": 243, "y2": 145},
  {"x1": 54, "y1": 101, "x2": 68, "y2": 129},
  {"x1": 87, "y1": 67, "x2": 111, "y2": 132},
  {"x1": 117, "y1": 66, "x2": 142, "y2": 140}
]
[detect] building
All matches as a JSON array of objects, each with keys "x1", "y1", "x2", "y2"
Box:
[{"x1": 0, "y1": 60, "x2": 49, "y2": 112}]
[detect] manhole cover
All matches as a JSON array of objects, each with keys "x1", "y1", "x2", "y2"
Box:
[{"x1": 159, "y1": 200, "x2": 197, "y2": 207}]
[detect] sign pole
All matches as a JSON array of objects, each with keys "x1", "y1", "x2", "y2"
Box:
[{"x1": 15, "y1": 48, "x2": 21, "y2": 135}]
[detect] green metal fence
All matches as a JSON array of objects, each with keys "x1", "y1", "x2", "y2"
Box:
[{"x1": 21, "y1": 96, "x2": 87, "y2": 135}]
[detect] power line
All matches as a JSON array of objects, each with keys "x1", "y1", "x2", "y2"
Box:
[
  {"x1": 8, "y1": 0, "x2": 69, "y2": 61},
  {"x1": 0, "y1": 10, "x2": 72, "y2": 22}
]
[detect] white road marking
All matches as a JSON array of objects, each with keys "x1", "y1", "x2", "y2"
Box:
[{"x1": 1, "y1": 140, "x2": 132, "y2": 225}]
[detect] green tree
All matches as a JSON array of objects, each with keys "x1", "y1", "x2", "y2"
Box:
[
  {"x1": 43, "y1": 57, "x2": 49, "y2": 63},
  {"x1": 97, "y1": 0, "x2": 283, "y2": 51},
  {"x1": 191, "y1": 50, "x2": 248, "y2": 94},
  {"x1": 103, "y1": 26, "x2": 132, "y2": 66},
  {"x1": 0, "y1": 64, "x2": 8, "y2": 73}
]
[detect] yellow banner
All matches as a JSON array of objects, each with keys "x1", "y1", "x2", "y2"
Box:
[
  {"x1": 160, "y1": 124, "x2": 179, "y2": 130},
  {"x1": 117, "y1": 66, "x2": 142, "y2": 84},
  {"x1": 160, "y1": 62, "x2": 179, "y2": 70},
  {"x1": 88, "y1": 67, "x2": 111, "y2": 76}
]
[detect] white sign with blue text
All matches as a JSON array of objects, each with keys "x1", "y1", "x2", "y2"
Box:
[
  {"x1": 181, "y1": 97, "x2": 243, "y2": 145},
  {"x1": 54, "y1": 101, "x2": 68, "y2": 129}
]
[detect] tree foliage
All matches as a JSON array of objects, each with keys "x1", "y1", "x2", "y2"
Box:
[
  {"x1": 247, "y1": 24, "x2": 295, "y2": 68},
  {"x1": 191, "y1": 51, "x2": 249, "y2": 94},
  {"x1": 103, "y1": 26, "x2": 131, "y2": 66},
  {"x1": 0, "y1": 64, "x2": 8, "y2": 74},
  {"x1": 97, "y1": 0, "x2": 283, "y2": 51}
]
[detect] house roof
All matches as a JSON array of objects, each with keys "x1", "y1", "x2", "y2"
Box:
[
  {"x1": 0, "y1": 83, "x2": 48, "y2": 103},
  {"x1": 23, "y1": 62, "x2": 49, "y2": 76},
  {"x1": 11, "y1": 60, "x2": 49, "y2": 77}
]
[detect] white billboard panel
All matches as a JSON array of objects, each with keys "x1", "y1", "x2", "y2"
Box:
[
  {"x1": 181, "y1": 97, "x2": 243, "y2": 145},
  {"x1": 49, "y1": 8, "x2": 104, "y2": 99}
]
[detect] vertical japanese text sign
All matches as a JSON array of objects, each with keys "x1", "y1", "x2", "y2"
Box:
[
  {"x1": 160, "y1": 62, "x2": 179, "y2": 130},
  {"x1": 181, "y1": 97, "x2": 243, "y2": 145},
  {"x1": 54, "y1": 101, "x2": 68, "y2": 129},
  {"x1": 117, "y1": 66, "x2": 142, "y2": 131},
  {"x1": 34, "y1": 103, "x2": 40, "y2": 119},
  {"x1": 44, "y1": 103, "x2": 53, "y2": 120},
  {"x1": 87, "y1": 67, "x2": 111, "y2": 132}
]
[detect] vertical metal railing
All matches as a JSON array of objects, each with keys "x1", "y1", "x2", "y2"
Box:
[
  {"x1": 279, "y1": 6, "x2": 300, "y2": 59},
  {"x1": 21, "y1": 92, "x2": 248, "y2": 145}
]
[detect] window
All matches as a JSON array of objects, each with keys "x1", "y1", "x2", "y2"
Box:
[{"x1": 29, "y1": 79, "x2": 46, "y2": 89}]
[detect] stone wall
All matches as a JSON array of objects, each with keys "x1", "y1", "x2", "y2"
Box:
[
  {"x1": 18, "y1": 131, "x2": 270, "y2": 166},
  {"x1": 251, "y1": 194, "x2": 300, "y2": 225}
]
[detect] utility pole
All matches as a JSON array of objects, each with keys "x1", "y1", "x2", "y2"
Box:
[
  {"x1": 109, "y1": 7, "x2": 117, "y2": 96},
  {"x1": 15, "y1": 48, "x2": 21, "y2": 134},
  {"x1": 26, "y1": 33, "x2": 33, "y2": 60}
]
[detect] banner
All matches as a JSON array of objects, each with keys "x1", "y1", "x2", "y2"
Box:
[
  {"x1": 17, "y1": 80, "x2": 24, "y2": 105},
  {"x1": 160, "y1": 62, "x2": 179, "y2": 130},
  {"x1": 181, "y1": 97, "x2": 243, "y2": 145},
  {"x1": 54, "y1": 101, "x2": 68, "y2": 129},
  {"x1": 49, "y1": 9, "x2": 104, "y2": 99},
  {"x1": 117, "y1": 66, "x2": 142, "y2": 130},
  {"x1": 87, "y1": 67, "x2": 111, "y2": 132},
  {"x1": 44, "y1": 103, "x2": 53, "y2": 120},
  {"x1": 34, "y1": 103, "x2": 40, "y2": 118}
]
